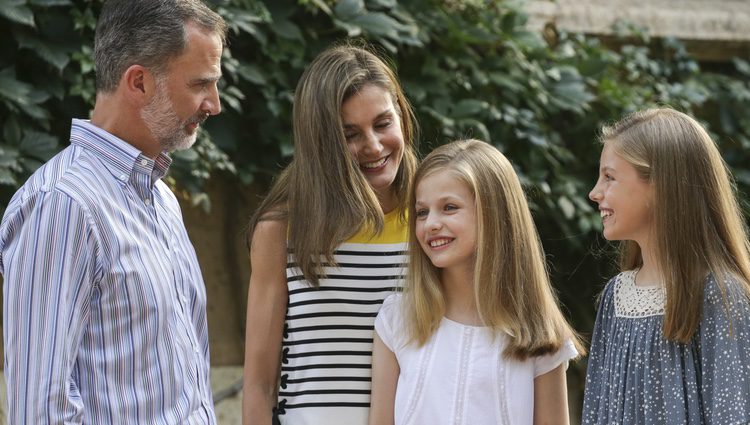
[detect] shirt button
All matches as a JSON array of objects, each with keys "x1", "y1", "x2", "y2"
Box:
[
  {"x1": 140, "y1": 159, "x2": 148, "y2": 166},
  {"x1": 118, "y1": 174, "x2": 127, "y2": 182},
  {"x1": 182, "y1": 296, "x2": 188, "y2": 304},
  {"x1": 144, "y1": 198, "x2": 151, "y2": 206}
]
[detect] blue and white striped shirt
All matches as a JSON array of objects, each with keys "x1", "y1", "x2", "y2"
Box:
[{"x1": 0, "y1": 119, "x2": 216, "y2": 424}]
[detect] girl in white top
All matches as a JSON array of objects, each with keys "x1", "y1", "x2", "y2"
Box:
[{"x1": 369, "y1": 139, "x2": 583, "y2": 425}]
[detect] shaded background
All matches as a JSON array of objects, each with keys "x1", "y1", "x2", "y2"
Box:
[{"x1": 1, "y1": 0, "x2": 750, "y2": 423}]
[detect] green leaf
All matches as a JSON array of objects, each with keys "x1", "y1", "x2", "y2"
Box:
[
  {"x1": 15, "y1": 32, "x2": 71, "y2": 71},
  {"x1": 19, "y1": 130, "x2": 58, "y2": 161},
  {"x1": 0, "y1": 145, "x2": 20, "y2": 161},
  {"x1": 332, "y1": 18, "x2": 362, "y2": 37},
  {"x1": 3, "y1": 115, "x2": 21, "y2": 144},
  {"x1": 460, "y1": 118, "x2": 491, "y2": 142},
  {"x1": 173, "y1": 149, "x2": 199, "y2": 162},
  {"x1": 423, "y1": 106, "x2": 455, "y2": 128},
  {"x1": 308, "y1": 0, "x2": 332, "y2": 15},
  {"x1": 0, "y1": 168, "x2": 17, "y2": 186},
  {"x1": 220, "y1": 85, "x2": 245, "y2": 113},
  {"x1": 452, "y1": 99, "x2": 488, "y2": 118},
  {"x1": 237, "y1": 63, "x2": 266, "y2": 85},
  {"x1": 368, "y1": 0, "x2": 396, "y2": 8},
  {"x1": 352, "y1": 12, "x2": 401, "y2": 39},
  {"x1": 0, "y1": 67, "x2": 33, "y2": 104},
  {"x1": 220, "y1": 7, "x2": 265, "y2": 40},
  {"x1": 272, "y1": 19, "x2": 303, "y2": 41},
  {"x1": 500, "y1": 10, "x2": 519, "y2": 34},
  {"x1": 733, "y1": 58, "x2": 750, "y2": 77},
  {"x1": 225, "y1": 85, "x2": 246, "y2": 101},
  {"x1": 0, "y1": 69, "x2": 51, "y2": 121},
  {"x1": 71, "y1": 5, "x2": 97, "y2": 31},
  {"x1": 334, "y1": 0, "x2": 364, "y2": 20},
  {"x1": 548, "y1": 68, "x2": 595, "y2": 113},
  {"x1": 0, "y1": 0, "x2": 35, "y2": 27},
  {"x1": 489, "y1": 72, "x2": 524, "y2": 93},
  {"x1": 557, "y1": 196, "x2": 575, "y2": 219}
]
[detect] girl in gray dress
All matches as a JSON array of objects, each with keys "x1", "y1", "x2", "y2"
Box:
[{"x1": 584, "y1": 107, "x2": 750, "y2": 424}]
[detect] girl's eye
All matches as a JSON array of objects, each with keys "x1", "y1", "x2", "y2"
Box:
[
  {"x1": 604, "y1": 173, "x2": 614, "y2": 182},
  {"x1": 375, "y1": 120, "x2": 392, "y2": 129},
  {"x1": 345, "y1": 132, "x2": 358, "y2": 141},
  {"x1": 415, "y1": 208, "x2": 428, "y2": 218},
  {"x1": 444, "y1": 204, "x2": 458, "y2": 212}
]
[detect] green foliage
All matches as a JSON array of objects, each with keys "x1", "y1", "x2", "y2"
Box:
[{"x1": 0, "y1": 0, "x2": 243, "y2": 211}]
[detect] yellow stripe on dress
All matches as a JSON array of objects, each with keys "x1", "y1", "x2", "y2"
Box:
[{"x1": 345, "y1": 209, "x2": 408, "y2": 244}]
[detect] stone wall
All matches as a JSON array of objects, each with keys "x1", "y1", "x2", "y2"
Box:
[
  {"x1": 179, "y1": 176, "x2": 260, "y2": 365},
  {"x1": 526, "y1": 0, "x2": 750, "y2": 60}
]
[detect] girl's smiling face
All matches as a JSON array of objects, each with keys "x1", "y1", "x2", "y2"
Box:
[
  {"x1": 414, "y1": 170, "x2": 477, "y2": 274},
  {"x1": 589, "y1": 142, "x2": 654, "y2": 246}
]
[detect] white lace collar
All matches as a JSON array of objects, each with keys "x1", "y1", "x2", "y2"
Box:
[{"x1": 614, "y1": 270, "x2": 666, "y2": 318}]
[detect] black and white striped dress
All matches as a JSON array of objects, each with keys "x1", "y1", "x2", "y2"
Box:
[{"x1": 276, "y1": 210, "x2": 408, "y2": 425}]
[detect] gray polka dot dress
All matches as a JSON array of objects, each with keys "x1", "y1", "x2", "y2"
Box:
[{"x1": 582, "y1": 270, "x2": 750, "y2": 424}]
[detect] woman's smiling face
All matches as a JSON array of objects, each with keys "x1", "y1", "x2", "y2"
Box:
[{"x1": 341, "y1": 84, "x2": 404, "y2": 206}]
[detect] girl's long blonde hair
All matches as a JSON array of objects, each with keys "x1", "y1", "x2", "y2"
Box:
[
  {"x1": 603, "y1": 108, "x2": 750, "y2": 342},
  {"x1": 404, "y1": 139, "x2": 583, "y2": 360},
  {"x1": 248, "y1": 44, "x2": 418, "y2": 286}
]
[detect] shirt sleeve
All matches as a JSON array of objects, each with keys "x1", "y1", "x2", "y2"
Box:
[
  {"x1": 375, "y1": 294, "x2": 402, "y2": 353},
  {"x1": 1, "y1": 190, "x2": 101, "y2": 424},
  {"x1": 533, "y1": 338, "x2": 579, "y2": 377},
  {"x1": 698, "y1": 274, "x2": 750, "y2": 424}
]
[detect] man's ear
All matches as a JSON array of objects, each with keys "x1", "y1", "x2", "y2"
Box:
[{"x1": 120, "y1": 64, "x2": 156, "y2": 105}]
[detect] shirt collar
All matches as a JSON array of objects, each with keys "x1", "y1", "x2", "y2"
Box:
[{"x1": 69, "y1": 119, "x2": 172, "y2": 183}]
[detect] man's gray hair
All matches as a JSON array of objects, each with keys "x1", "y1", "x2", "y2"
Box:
[{"x1": 94, "y1": 0, "x2": 227, "y2": 92}]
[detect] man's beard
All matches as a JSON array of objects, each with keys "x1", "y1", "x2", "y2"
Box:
[{"x1": 141, "y1": 77, "x2": 207, "y2": 153}]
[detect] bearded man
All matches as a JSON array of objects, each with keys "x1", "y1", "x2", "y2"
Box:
[{"x1": 0, "y1": 1, "x2": 226, "y2": 423}]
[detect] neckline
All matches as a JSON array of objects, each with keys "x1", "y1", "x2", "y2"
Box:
[
  {"x1": 441, "y1": 315, "x2": 488, "y2": 329},
  {"x1": 383, "y1": 208, "x2": 401, "y2": 223},
  {"x1": 631, "y1": 268, "x2": 663, "y2": 289},
  {"x1": 614, "y1": 270, "x2": 666, "y2": 318}
]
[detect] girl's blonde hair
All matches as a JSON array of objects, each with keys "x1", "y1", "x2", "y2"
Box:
[
  {"x1": 248, "y1": 44, "x2": 418, "y2": 286},
  {"x1": 603, "y1": 107, "x2": 750, "y2": 342},
  {"x1": 404, "y1": 139, "x2": 583, "y2": 360}
]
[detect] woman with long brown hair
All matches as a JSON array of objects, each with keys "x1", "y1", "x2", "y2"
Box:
[{"x1": 242, "y1": 44, "x2": 418, "y2": 425}]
